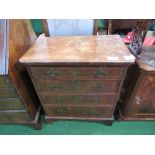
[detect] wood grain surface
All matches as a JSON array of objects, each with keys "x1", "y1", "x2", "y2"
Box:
[{"x1": 19, "y1": 35, "x2": 135, "y2": 64}]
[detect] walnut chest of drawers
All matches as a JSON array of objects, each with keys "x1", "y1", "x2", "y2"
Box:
[
  {"x1": 119, "y1": 46, "x2": 155, "y2": 120},
  {"x1": 20, "y1": 35, "x2": 135, "y2": 124}
]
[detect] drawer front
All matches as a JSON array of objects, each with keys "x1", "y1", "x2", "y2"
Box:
[
  {"x1": 0, "y1": 98, "x2": 25, "y2": 110},
  {"x1": 30, "y1": 67, "x2": 124, "y2": 80},
  {"x1": 0, "y1": 76, "x2": 13, "y2": 88},
  {"x1": 43, "y1": 105, "x2": 113, "y2": 118},
  {"x1": 0, "y1": 88, "x2": 18, "y2": 98},
  {"x1": 35, "y1": 80, "x2": 120, "y2": 93},
  {"x1": 0, "y1": 111, "x2": 31, "y2": 123},
  {"x1": 39, "y1": 93, "x2": 116, "y2": 106}
]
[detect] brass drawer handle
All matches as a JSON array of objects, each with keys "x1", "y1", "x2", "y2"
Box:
[
  {"x1": 45, "y1": 69, "x2": 60, "y2": 77},
  {"x1": 71, "y1": 69, "x2": 79, "y2": 77},
  {"x1": 94, "y1": 68, "x2": 107, "y2": 78},
  {"x1": 89, "y1": 109, "x2": 101, "y2": 116},
  {"x1": 56, "y1": 108, "x2": 67, "y2": 115},
  {"x1": 50, "y1": 83, "x2": 62, "y2": 91},
  {"x1": 53, "y1": 96, "x2": 64, "y2": 103},
  {"x1": 72, "y1": 81, "x2": 81, "y2": 91},
  {"x1": 73, "y1": 95, "x2": 82, "y2": 103},
  {"x1": 91, "y1": 96, "x2": 100, "y2": 103},
  {"x1": 91, "y1": 82, "x2": 103, "y2": 91},
  {"x1": 75, "y1": 107, "x2": 83, "y2": 113}
]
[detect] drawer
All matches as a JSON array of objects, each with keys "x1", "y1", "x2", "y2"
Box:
[
  {"x1": 0, "y1": 88, "x2": 18, "y2": 98},
  {"x1": 0, "y1": 111, "x2": 31, "y2": 123},
  {"x1": 30, "y1": 66, "x2": 124, "y2": 80},
  {"x1": 39, "y1": 93, "x2": 116, "y2": 106},
  {"x1": 0, "y1": 98, "x2": 25, "y2": 110},
  {"x1": 43, "y1": 105, "x2": 113, "y2": 118},
  {"x1": 0, "y1": 76, "x2": 13, "y2": 88},
  {"x1": 35, "y1": 80, "x2": 120, "y2": 93}
]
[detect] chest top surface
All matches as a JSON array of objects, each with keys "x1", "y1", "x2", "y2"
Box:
[
  {"x1": 137, "y1": 46, "x2": 155, "y2": 72},
  {"x1": 19, "y1": 35, "x2": 135, "y2": 64}
]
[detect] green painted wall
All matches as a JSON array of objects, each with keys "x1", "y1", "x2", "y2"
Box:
[{"x1": 31, "y1": 19, "x2": 43, "y2": 35}]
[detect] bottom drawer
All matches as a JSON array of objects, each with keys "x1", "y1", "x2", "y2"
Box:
[
  {"x1": 0, "y1": 88, "x2": 18, "y2": 98},
  {"x1": 0, "y1": 98, "x2": 25, "y2": 110},
  {"x1": 43, "y1": 105, "x2": 113, "y2": 118},
  {"x1": 0, "y1": 111, "x2": 32, "y2": 123}
]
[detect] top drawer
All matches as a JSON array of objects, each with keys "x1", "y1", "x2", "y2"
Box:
[{"x1": 30, "y1": 67, "x2": 124, "y2": 80}]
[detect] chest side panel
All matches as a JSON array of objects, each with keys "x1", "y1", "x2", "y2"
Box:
[{"x1": 128, "y1": 74, "x2": 155, "y2": 116}]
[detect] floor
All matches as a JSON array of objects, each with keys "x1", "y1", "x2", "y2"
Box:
[{"x1": 0, "y1": 118, "x2": 155, "y2": 135}]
